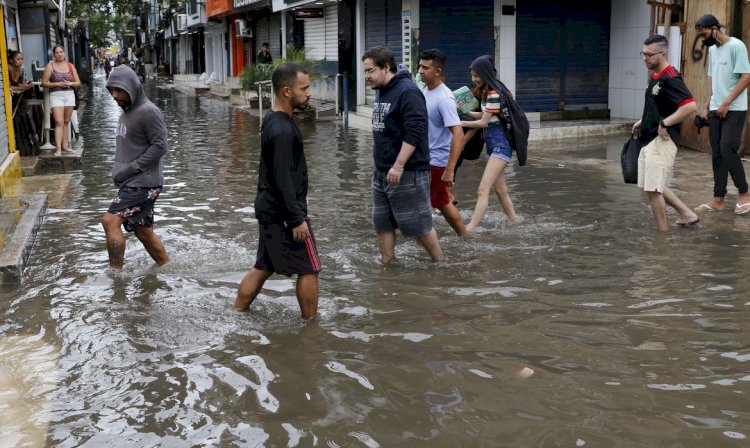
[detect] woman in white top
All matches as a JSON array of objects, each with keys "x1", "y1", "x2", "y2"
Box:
[{"x1": 41, "y1": 45, "x2": 80, "y2": 156}]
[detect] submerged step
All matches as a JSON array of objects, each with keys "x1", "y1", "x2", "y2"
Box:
[{"x1": 0, "y1": 194, "x2": 47, "y2": 283}]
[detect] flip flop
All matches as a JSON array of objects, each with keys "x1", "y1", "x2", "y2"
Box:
[
  {"x1": 676, "y1": 218, "x2": 700, "y2": 227},
  {"x1": 735, "y1": 203, "x2": 750, "y2": 215},
  {"x1": 694, "y1": 203, "x2": 719, "y2": 212}
]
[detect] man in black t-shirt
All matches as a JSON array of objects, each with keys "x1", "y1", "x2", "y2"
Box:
[
  {"x1": 234, "y1": 63, "x2": 321, "y2": 320},
  {"x1": 632, "y1": 35, "x2": 699, "y2": 231},
  {"x1": 257, "y1": 42, "x2": 273, "y2": 65}
]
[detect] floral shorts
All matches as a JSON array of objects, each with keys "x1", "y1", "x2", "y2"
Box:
[{"x1": 107, "y1": 186, "x2": 163, "y2": 232}]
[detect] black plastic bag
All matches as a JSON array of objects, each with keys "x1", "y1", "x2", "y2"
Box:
[
  {"x1": 621, "y1": 135, "x2": 642, "y2": 184},
  {"x1": 460, "y1": 127, "x2": 485, "y2": 161}
]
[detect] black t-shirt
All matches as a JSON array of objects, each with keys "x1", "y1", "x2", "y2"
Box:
[
  {"x1": 254, "y1": 111, "x2": 308, "y2": 227},
  {"x1": 640, "y1": 65, "x2": 695, "y2": 145},
  {"x1": 257, "y1": 51, "x2": 272, "y2": 65}
]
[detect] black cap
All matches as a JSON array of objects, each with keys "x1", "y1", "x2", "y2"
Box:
[{"x1": 695, "y1": 14, "x2": 723, "y2": 29}]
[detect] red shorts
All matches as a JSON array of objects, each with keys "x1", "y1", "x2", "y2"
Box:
[{"x1": 430, "y1": 165, "x2": 450, "y2": 208}]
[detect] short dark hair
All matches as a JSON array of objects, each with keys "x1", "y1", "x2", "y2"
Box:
[
  {"x1": 262, "y1": 42, "x2": 269, "y2": 47},
  {"x1": 362, "y1": 46, "x2": 397, "y2": 73},
  {"x1": 418, "y1": 48, "x2": 446, "y2": 71},
  {"x1": 272, "y1": 63, "x2": 307, "y2": 94},
  {"x1": 643, "y1": 35, "x2": 668, "y2": 53}
]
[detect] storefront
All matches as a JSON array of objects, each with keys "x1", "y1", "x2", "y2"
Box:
[
  {"x1": 516, "y1": 0, "x2": 610, "y2": 113},
  {"x1": 418, "y1": 0, "x2": 494, "y2": 90},
  {"x1": 363, "y1": 0, "x2": 402, "y2": 104},
  {"x1": 231, "y1": 0, "x2": 270, "y2": 76},
  {"x1": 206, "y1": 0, "x2": 232, "y2": 83},
  {"x1": 1, "y1": 1, "x2": 22, "y2": 194},
  {"x1": 298, "y1": 4, "x2": 338, "y2": 62}
]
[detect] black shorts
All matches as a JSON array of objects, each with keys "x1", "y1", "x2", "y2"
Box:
[{"x1": 254, "y1": 218, "x2": 322, "y2": 276}]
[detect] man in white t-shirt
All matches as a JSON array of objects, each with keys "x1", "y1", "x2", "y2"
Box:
[
  {"x1": 694, "y1": 14, "x2": 750, "y2": 215},
  {"x1": 418, "y1": 49, "x2": 467, "y2": 236}
]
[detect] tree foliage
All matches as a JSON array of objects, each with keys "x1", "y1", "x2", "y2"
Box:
[{"x1": 67, "y1": 0, "x2": 179, "y2": 48}]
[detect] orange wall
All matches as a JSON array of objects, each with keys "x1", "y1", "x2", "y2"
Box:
[
  {"x1": 231, "y1": 19, "x2": 245, "y2": 76},
  {"x1": 207, "y1": 0, "x2": 232, "y2": 18}
]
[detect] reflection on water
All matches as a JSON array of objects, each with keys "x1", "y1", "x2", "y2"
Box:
[{"x1": 1, "y1": 74, "x2": 749, "y2": 446}]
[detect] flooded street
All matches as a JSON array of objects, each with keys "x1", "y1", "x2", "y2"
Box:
[{"x1": 1, "y1": 74, "x2": 749, "y2": 447}]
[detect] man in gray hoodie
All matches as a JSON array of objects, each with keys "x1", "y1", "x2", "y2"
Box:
[{"x1": 102, "y1": 65, "x2": 169, "y2": 269}]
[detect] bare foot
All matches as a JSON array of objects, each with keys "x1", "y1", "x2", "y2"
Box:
[{"x1": 54, "y1": 149, "x2": 61, "y2": 157}]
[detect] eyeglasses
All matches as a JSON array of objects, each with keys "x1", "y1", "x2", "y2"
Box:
[
  {"x1": 364, "y1": 67, "x2": 380, "y2": 75},
  {"x1": 640, "y1": 51, "x2": 664, "y2": 58}
]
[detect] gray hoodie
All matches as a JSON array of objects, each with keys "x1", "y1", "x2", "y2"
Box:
[{"x1": 105, "y1": 65, "x2": 168, "y2": 187}]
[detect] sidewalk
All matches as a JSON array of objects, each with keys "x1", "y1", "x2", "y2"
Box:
[{"x1": 347, "y1": 105, "x2": 634, "y2": 140}]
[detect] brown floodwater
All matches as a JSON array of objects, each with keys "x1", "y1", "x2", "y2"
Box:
[{"x1": 0, "y1": 73, "x2": 749, "y2": 447}]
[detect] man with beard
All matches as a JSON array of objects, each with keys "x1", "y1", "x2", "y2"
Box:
[
  {"x1": 632, "y1": 35, "x2": 699, "y2": 231},
  {"x1": 234, "y1": 63, "x2": 321, "y2": 320},
  {"x1": 102, "y1": 65, "x2": 170, "y2": 269},
  {"x1": 362, "y1": 46, "x2": 444, "y2": 265},
  {"x1": 693, "y1": 14, "x2": 750, "y2": 214}
]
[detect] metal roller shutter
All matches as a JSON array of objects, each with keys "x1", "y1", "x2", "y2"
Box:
[
  {"x1": 364, "y1": 0, "x2": 402, "y2": 104},
  {"x1": 304, "y1": 5, "x2": 338, "y2": 61},
  {"x1": 304, "y1": 18, "x2": 325, "y2": 60},
  {"x1": 419, "y1": 0, "x2": 494, "y2": 91},
  {"x1": 324, "y1": 4, "x2": 338, "y2": 61},
  {"x1": 256, "y1": 15, "x2": 282, "y2": 61},
  {"x1": 516, "y1": 0, "x2": 610, "y2": 112}
]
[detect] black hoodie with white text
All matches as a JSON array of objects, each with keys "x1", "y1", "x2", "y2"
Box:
[{"x1": 371, "y1": 71, "x2": 430, "y2": 171}]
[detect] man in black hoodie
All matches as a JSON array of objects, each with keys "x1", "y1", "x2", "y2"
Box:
[{"x1": 362, "y1": 46, "x2": 444, "y2": 264}]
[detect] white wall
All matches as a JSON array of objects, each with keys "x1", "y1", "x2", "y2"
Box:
[
  {"x1": 495, "y1": 0, "x2": 516, "y2": 97},
  {"x1": 609, "y1": 0, "x2": 651, "y2": 119}
]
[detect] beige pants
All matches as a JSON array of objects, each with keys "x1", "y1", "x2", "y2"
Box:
[{"x1": 638, "y1": 137, "x2": 677, "y2": 193}]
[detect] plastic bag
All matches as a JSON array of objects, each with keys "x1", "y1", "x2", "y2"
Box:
[{"x1": 621, "y1": 135, "x2": 642, "y2": 184}]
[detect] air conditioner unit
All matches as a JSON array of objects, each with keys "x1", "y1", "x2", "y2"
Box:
[
  {"x1": 177, "y1": 14, "x2": 188, "y2": 32},
  {"x1": 235, "y1": 19, "x2": 252, "y2": 38}
]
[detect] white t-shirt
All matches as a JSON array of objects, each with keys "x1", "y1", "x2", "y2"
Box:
[
  {"x1": 708, "y1": 37, "x2": 750, "y2": 111},
  {"x1": 422, "y1": 83, "x2": 461, "y2": 167}
]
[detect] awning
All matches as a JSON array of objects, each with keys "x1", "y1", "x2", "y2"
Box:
[
  {"x1": 233, "y1": 0, "x2": 270, "y2": 13},
  {"x1": 272, "y1": 0, "x2": 321, "y2": 12}
]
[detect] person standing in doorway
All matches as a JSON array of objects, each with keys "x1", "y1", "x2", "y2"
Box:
[
  {"x1": 362, "y1": 46, "x2": 444, "y2": 264},
  {"x1": 632, "y1": 35, "x2": 699, "y2": 231},
  {"x1": 102, "y1": 65, "x2": 170, "y2": 269},
  {"x1": 693, "y1": 14, "x2": 750, "y2": 214},
  {"x1": 234, "y1": 63, "x2": 321, "y2": 320},
  {"x1": 257, "y1": 42, "x2": 273, "y2": 65},
  {"x1": 460, "y1": 55, "x2": 518, "y2": 229},
  {"x1": 418, "y1": 48, "x2": 467, "y2": 236},
  {"x1": 41, "y1": 45, "x2": 80, "y2": 156}
]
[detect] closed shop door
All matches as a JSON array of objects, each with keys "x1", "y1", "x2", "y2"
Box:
[
  {"x1": 419, "y1": 0, "x2": 494, "y2": 91},
  {"x1": 324, "y1": 4, "x2": 338, "y2": 61},
  {"x1": 517, "y1": 0, "x2": 610, "y2": 112},
  {"x1": 304, "y1": 5, "x2": 339, "y2": 61},
  {"x1": 256, "y1": 14, "x2": 282, "y2": 62},
  {"x1": 304, "y1": 17, "x2": 325, "y2": 59},
  {"x1": 364, "y1": 0, "x2": 402, "y2": 105},
  {"x1": 244, "y1": 41, "x2": 253, "y2": 68}
]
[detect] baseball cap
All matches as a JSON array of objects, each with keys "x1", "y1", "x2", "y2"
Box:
[{"x1": 695, "y1": 14, "x2": 724, "y2": 29}]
